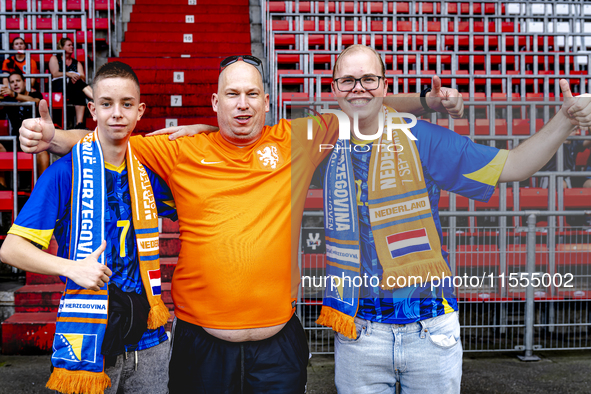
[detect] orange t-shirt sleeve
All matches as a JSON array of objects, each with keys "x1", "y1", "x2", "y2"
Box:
[
  {"x1": 291, "y1": 113, "x2": 339, "y2": 167},
  {"x1": 129, "y1": 134, "x2": 180, "y2": 182}
]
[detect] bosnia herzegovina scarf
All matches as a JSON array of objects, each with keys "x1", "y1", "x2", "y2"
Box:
[
  {"x1": 46, "y1": 130, "x2": 170, "y2": 394},
  {"x1": 317, "y1": 107, "x2": 451, "y2": 338}
]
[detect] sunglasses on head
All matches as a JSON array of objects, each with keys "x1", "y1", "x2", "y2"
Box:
[{"x1": 220, "y1": 55, "x2": 264, "y2": 79}]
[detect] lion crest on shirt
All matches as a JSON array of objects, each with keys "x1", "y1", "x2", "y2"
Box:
[{"x1": 256, "y1": 143, "x2": 283, "y2": 170}]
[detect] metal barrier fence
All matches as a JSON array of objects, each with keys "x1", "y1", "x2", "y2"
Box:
[
  {"x1": 266, "y1": 0, "x2": 591, "y2": 122},
  {"x1": 1, "y1": 0, "x2": 122, "y2": 80},
  {"x1": 0, "y1": 11, "x2": 89, "y2": 80},
  {"x1": 267, "y1": 0, "x2": 591, "y2": 17},
  {"x1": 0, "y1": 49, "x2": 68, "y2": 125},
  {"x1": 298, "y1": 211, "x2": 591, "y2": 355},
  {"x1": 271, "y1": 48, "x2": 591, "y2": 123},
  {"x1": 0, "y1": 133, "x2": 36, "y2": 215}
]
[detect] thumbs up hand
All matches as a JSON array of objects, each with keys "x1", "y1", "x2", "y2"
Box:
[
  {"x1": 69, "y1": 241, "x2": 112, "y2": 291},
  {"x1": 19, "y1": 99, "x2": 56, "y2": 153},
  {"x1": 560, "y1": 79, "x2": 591, "y2": 129},
  {"x1": 426, "y1": 76, "x2": 464, "y2": 118}
]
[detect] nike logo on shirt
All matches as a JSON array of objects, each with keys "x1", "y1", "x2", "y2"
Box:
[{"x1": 201, "y1": 159, "x2": 223, "y2": 165}]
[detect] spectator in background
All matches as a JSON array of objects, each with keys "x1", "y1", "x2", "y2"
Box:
[
  {"x1": 2, "y1": 37, "x2": 39, "y2": 89},
  {"x1": 49, "y1": 38, "x2": 93, "y2": 129},
  {"x1": 0, "y1": 71, "x2": 49, "y2": 187}
]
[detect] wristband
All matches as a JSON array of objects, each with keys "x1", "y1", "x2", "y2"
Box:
[{"x1": 420, "y1": 87, "x2": 433, "y2": 113}]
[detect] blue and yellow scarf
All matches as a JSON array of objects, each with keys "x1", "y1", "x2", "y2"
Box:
[
  {"x1": 317, "y1": 107, "x2": 451, "y2": 338},
  {"x1": 46, "y1": 130, "x2": 169, "y2": 394}
]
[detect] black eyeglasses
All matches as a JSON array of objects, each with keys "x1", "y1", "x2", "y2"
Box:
[
  {"x1": 333, "y1": 75, "x2": 383, "y2": 92},
  {"x1": 220, "y1": 55, "x2": 264, "y2": 80}
]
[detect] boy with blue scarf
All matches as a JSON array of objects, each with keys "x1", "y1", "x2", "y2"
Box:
[{"x1": 0, "y1": 61, "x2": 175, "y2": 394}]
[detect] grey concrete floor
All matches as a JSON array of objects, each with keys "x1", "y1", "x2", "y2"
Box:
[{"x1": 1, "y1": 350, "x2": 591, "y2": 393}]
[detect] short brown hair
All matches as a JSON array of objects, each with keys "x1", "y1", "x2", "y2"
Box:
[
  {"x1": 333, "y1": 44, "x2": 386, "y2": 80},
  {"x1": 92, "y1": 61, "x2": 141, "y2": 95}
]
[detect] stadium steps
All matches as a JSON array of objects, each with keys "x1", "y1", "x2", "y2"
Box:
[
  {"x1": 140, "y1": 83, "x2": 218, "y2": 95},
  {"x1": 14, "y1": 284, "x2": 64, "y2": 313},
  {"x1": 127, "y1": 22, "x2": 249, "y2": 33},
  {"x1": 111, "y1": 57, "x2": 222, "y2": 70},
  {"x1": 129, "y1": 13, "x2": 250, "y2": 24},
  {"x1": 112, "y1": 0, "x2": 251, "y2": 131},
  {"x1": 130, "y1": 4, "x2": 248, "y2": 14}
]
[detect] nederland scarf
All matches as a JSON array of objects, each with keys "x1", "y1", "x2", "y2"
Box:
[
  {"x1": 46, "y1": 130, "x2": 170, "y2": 394},
  {"x1": 317, "y1": 107, "x2": 451, "y2": 338}
]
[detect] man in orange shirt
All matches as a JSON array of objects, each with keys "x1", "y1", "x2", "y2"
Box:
[{"x1": 19, "y1": 55, "x2": 463, "y2": 393}]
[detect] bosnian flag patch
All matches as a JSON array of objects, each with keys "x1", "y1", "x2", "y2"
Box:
[
  {"x1": 148, "y1": 269, "x2": 161, "y2": 296},
  {"x1": 386, "y1": 228, "x2": 431, "y2": 259}
]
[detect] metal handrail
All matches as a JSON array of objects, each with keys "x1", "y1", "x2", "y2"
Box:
[{"x1": 0, "y1": 49, "x2": 67, "y2": 126}]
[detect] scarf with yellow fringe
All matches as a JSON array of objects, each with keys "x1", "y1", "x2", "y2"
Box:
[
  {"x1": 317, "y1": 107, "x2": 451, "y2": 338},
  {"x1": 46, "y1": 130, "x2": 170, "y2": 394}
]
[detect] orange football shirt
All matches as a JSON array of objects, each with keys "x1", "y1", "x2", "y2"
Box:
[{"x1": 130, "y1": 117, "x2": 337, "y2": 329}]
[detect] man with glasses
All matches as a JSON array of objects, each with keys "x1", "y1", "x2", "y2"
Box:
[
  {"x1": 19, "y1": 53, "x2": 465, "y2": 393},
  {"x1": 315, "y1": 44, "x2": 591, "y2": 394}
]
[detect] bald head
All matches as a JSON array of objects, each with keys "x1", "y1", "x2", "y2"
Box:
[
  {"x1": 212, "y1": 60, "x2": 270, "y2": 146},
  {"x1": 218, "y1": 61, "x2": 265, "y2": 94}
]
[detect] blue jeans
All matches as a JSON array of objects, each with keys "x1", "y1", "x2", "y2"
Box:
[{"x1": 334, "y1": 311, "x2": 462, "y2": 394}]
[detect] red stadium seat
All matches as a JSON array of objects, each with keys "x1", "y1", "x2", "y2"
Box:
[
  {"x1": 519, "y1": 188, "x2": 551, "y2": 210},
  {"x1": 0, "y1": 121, "x2": 9, "y2": 136},
  {"x1": 0, "y1": 152, "x2": 36, "y2": 188},
  {"x1": 34, "y1": 17, "x2": 54, "y2": 29},
  {"x1": 41, "y1": 0, "x2": 61, "y2": 11},
  {"x1": 0, "y1": 153, "x2": 34, "y2": 172},
  {"x1": 4, "y1": 0, "x2": 29, "y2": 11},
  {"x1": 438, "y1": 189, "x2": 514, "y2": 210},
  {"x1": 58, "y1": 18, "x2": 82, "y2": 29},
  {"x1": 94, "y1": 0, "x2": 116, "y2": 11},
  {"x1": 564, "y1": 188, "x2": 591, "y2": 209},
  {"x1": 302, "y1": 253, "x2": 326, "y2": 269},
  {"x1": 268, "y1": 2, "x2": 416, "y2": 14},
  {"x1": 42, "y1": 93, "x2": 64, "y2": 110},
  {"x1": 6, "y1": 17, "x2": 24, "y2": 30},
  {"x1": 447, "y1": 2, "x2": 499, "y2": 14},
  {"x1": 277, "y1": 69, "x2": 304, "y2": 85},
  {"x1": 456, "y1": 245, "x2": 500, "y2": 267},
  {"x1": 506, "y1": 244, "x2": 549, "y2": 267},
  {"x1": 0, "y1": 191, "x2": 17, "y2": 222},
  {"x1": 555, "y1": 244, "x2": 591, "y2": 266},
  {"x1": 576, "y1": 150, "x2": 590, "y2": 167},
  {"x1": 281, "y1": 92, "x2": 310, "y2": 102},
  {"x1": 67, "y1": 0, "x2": 84, "y2": 11}
]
